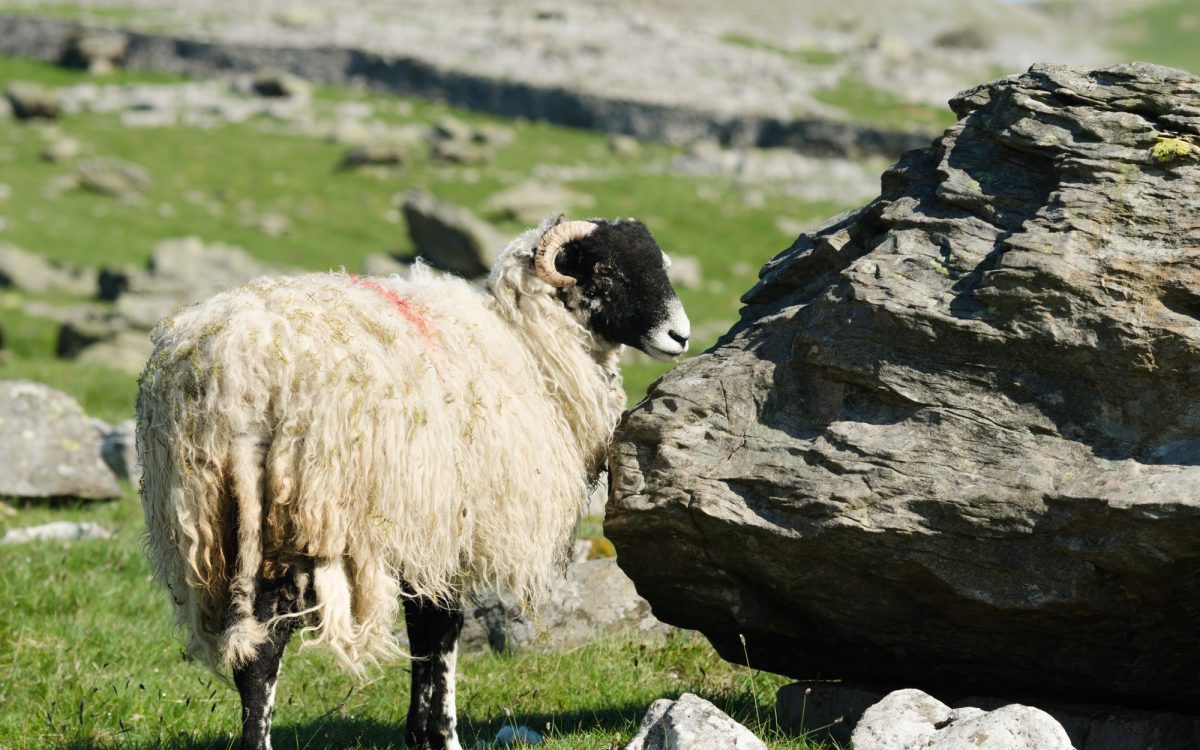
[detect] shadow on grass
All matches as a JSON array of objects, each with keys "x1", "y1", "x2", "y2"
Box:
[{"x1": 55, "y1": 690, "x2": 818, "y2": 749}]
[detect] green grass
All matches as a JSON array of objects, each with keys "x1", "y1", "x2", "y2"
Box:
[
  {"x1": 0, "y1": 489, "x2": 835, "y2": 750},
  {"x1": 720, "y1": 34, "x2": 838, "y2": 66},
  {"x1": 0, "y1": 56, "x2": 841, "y2": 408},
  {"x1": 814, "y1": 76, "x2": 956, "y2": 130},
  {"x1": 1112, "y1": 0, "x2": 1200, "y2": 75}
]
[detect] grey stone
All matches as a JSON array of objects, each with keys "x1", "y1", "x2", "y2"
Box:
[
  {"x1": 851, "y1": 690, "x2": 1072, "y2": 750},
  {"x1": 60, "y1": 29, "x2": 128, "y2": 74},
  {"x1": 429, "y1": 139, "x2": 490, "y2": 165},
  {"x1": 360, "y1": 252, "x2": 411, "y2": 278},
  {"x1": 77, "y1": 330, "x2": 152, "y2": 375},
  {"x1": 624, "y1": 693, "x2": 767, "y2": 750},
  {"x1": 140, "y1": 236, "x2": 283, "y2": 303},
  {"x1": 1, "y1": 521, "x2": 113, "y2": 545},
  {"x1": 5, "y1": 81, "x2": 61, "y2": 120},
  {"x1": 101, "y1": 418, "x2": 140, "y2": 486},
  {"x1": 0, "y1": 243, "x2": 97, "y2": 295},
  {"x1": 665, "y1": 254, "x2": 702, "y2": 290},
  {"x1": 400, "y1": 189, "x2": 505, "y2": 278},
  {"x1": 56, "y1": 307, "x2": 127, "y2": 358},
  {"x1": 608, "y1": 134, "x2": 641, "y2": 156},
  {"x1": 76, "y1": 157, "x2": 152, "y2": 199},
  {"x1": 482, "y1": 181, "x2": 593, "y2": 224},
  {"x1": 0, "y1": 380, "x2": 120, "y2": 500},
  {"x1": 606, "y1": 63, "x2": 1200, "y2": 709},
  {"x1": 41, "y1": 135, "x2": 82, "y2": 163},
  {"x1": 339, "y1": 142, "x2": 408, "y2": 170},
  {"x1": 249, "y1": 70, "x2": 311, "y2": 98}
]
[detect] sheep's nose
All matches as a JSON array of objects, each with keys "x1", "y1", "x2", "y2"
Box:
[{"x1": 668, "y1": 329, "x2": 689, "y2": 349}]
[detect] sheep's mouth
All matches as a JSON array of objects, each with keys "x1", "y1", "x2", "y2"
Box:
[{"x1": 640, "y1": 339, "x2": 688, "y2": 360}]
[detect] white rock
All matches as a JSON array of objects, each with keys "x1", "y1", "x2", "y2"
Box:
[
  {"x1": 495, "y1": 725, "x2": 543, "y2": 745},
  {"x1": 624, "y1": 693, "x2": 766, "y2": 750},
  {"x1": 851, "y1": 689, "x2": 1074, "y2": 750},
  {"x1": 1, "y1": 521, "x2": 113, "y2": 545}
]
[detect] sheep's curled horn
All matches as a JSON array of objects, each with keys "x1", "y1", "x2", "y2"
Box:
[{"x1": 534, "y1": 220, "x2": 597, "y2": 288}]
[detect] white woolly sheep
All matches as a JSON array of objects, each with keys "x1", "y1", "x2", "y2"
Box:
[{"x1": 136, "y1": 216, "x2": 690, "y2": 750}]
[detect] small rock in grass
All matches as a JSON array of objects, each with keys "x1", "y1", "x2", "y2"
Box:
[
  {"x1": 41, "y1": 136, "x2": 82, "y2": 163},
  {"x1": 76, "y1": 157, "x2": 153, "y2": 199},
  {"x1": 0, "y1": 243, "x2": 97, "y2": 295},
  {"x1": 482, "y1": 180, "x2": 593, "y2": 224},
  {"x1": 430, "y1": 139, "x2": 490, "y2": 165},
  {"x1": 250, "y1": 71, "x2": 311, "y2": 99},
  {"x1": 624, "y1": 693, "x2": 766, "y2": 750},
  {"x1": 495, "y1": 725, "x2": 542, "y2": 746},
  {"x1": 340, "y1": 142, "x2": 409, "y2": 170},
  {"x1": 608, "y1": 134, "x2": 640, "y2": 156},
  {"x1": 1, "y1": 521, "x2": 113, "y2": 545},
  {"x1": 5, "y1": 82, "x2": 61, "y2": 120},
  {"x1": 361, "y1": 252, "x2": 411, "y2": 277},
  {"x1": 665, "y1": 254, "x2": 702, "y2": 290}
]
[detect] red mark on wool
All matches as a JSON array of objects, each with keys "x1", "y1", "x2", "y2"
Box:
[{"x1": 349, "y1": 275, "x2": 437, "y2": 349}]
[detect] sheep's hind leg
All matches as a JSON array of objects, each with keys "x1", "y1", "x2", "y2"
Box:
[
  {"x1": 403, "y1": 595, "x2": 464, "y2": 750},
  {"x1": 233, "y1": 566, "x2": 308, "y2": 750}
]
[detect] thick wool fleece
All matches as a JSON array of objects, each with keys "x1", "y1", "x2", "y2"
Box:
[{"x1": 137, "y1": 222, "x2": 625, "y2": 674}]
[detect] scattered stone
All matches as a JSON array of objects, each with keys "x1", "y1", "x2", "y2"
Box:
[
  {"x1": 471, "y1": 123, "x2": 515, "y2": 147},
  {"x1": 608, "y1": 64, "x2": 1200, "y2": 709},
  {"x1": 141, "y1": 236, "x2": 283, "y2": 302},
  {"x1": 121, "y1": 108, "x2": 177, "y2": 128},
  {"x1": 608, "y1": 134, "x2": 641, "y2": 156},
  {"x1": 0, "y1": 183, "x2": 10, "y2": 202},
  {"x1": 665, "y1": 254, "x2": 702, "y2": 290},
  {"x1": 360, "y1": 252, "x2": 411, "y2": 277},
  {"x1": 400, "y1": 189, "x2": 505, "y2": 278},
  {"x1": 56, "y1": 307, "x2": 126, "y2": 358},
  {"x1": 431, "y1": 116, "x2": 473, "y2": 144},
  {"x1": 624, "y1": 693, "x2": 767, "y2": 750},
  {"x1": 5, "y1": 82, "x2": 61, "y2": 120},
  {"x1": 100, "y1": 418, "x2": 140, "y2": 486},
  {"x1": 852, "y1": 690, "x2": 1072, "y2": 750},
  {"x1": 0, "y1": 243, "x2": 97, "y2": 295},
  {"x1": 76, "y1": 157, "x2": 153, "y2": 199},
  {"x1": 1, "y1": 521, "x2": 113, "y2": 545},
  {"x1": 0, "y1": 380, "x2": 121, "y2": 500},
  {"x1": 494, "y1": 726, "x2": 543, "y2": 746},
  {"x1": 339, "y1": 142, "x2": 409, "y2": 170},
  {"x1": 60, "y1": 29, "x2": 129, "y2": 74},
  {"x1": 244, "y1": 71, "x2": 312, "y2": 99},
  {"x1": 430, "y1": 139, "x2": 490, "y2": 165},
  {"x1": 41, "y1": 135, "x2": 82, "y2": 163},
  {"x1": 482, "y1": 180, "x2": 594, "y2": 223},
  {"x1": 77, "y1": 330, "x2": 152, "y2": 375},
  {"x1": 242, "y1": 210, "x2": 291, "y2": 237}
]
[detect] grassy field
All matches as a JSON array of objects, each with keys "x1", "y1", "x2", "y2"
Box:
[
  {"x1": 0, "y1": 487, "x2": 837, "y2": 750},
  {"x1": 0, "y1": 57, "x2": 846, "y2": 749}
]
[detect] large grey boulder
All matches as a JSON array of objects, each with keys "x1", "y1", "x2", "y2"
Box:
[
  {"x1": 851, "y1": 689, "x2": 1073, "y2": 750},
  {"x1": 623, "y1": 693, "x2": 766, "y2": 750},
  {"x1": 60, "y1": 29, "x2": 128, "y2": 74},
  {"x1": 0, "y1": 380, "x2": 120, "y2": 500},
  {"x1": 5, "y1": 81, "x2": 61, "y2": 120},
  {"x1": 400, "y1": 189, "x2": 506, "y2": 278},
  {"x1": 607, "y1": 63, "x2": 1200, "y2": 710}
]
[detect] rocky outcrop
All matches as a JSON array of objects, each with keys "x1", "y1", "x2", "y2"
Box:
[
  {"x1": 0, "y1": 380, "x2": 120, "y2": 500},
  {"x1": 400, "y1": 189, "x2": 505, "y2": 278},
  {"x1": 607, "y1": 63, "x2": 1200, "y2": 711}
]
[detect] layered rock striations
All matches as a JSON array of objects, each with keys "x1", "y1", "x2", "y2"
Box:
[{"x1": 607, "y1": 63, "x2": 1200, "y2": 709}]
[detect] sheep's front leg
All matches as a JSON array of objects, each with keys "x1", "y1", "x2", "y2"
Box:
[{"x1": 404, "y1": 596, "x2": 464, "y2": 750}]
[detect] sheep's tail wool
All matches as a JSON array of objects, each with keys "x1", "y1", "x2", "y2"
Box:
[{"x1": 137, "y1": 226, "x2": 625, "y2": 675}]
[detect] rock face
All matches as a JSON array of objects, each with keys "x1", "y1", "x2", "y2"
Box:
[
  {"x1": 607, "y1": 63, "x2": 1200, "y2": 710},
  {"x1": 851, "y1": 689, "x2": 1073, "y2": 750},
  {"x1": 0, "y1": 380, "x2": 120, "y2": 500}
]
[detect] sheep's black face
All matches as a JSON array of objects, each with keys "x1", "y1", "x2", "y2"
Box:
[{"x1": 553, "y1": 219, "x2": 690, "y2": 360}]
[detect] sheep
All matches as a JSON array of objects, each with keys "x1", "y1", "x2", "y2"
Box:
[{"x1": 136, "y1": 216, "x2": 690, "y2": 750}]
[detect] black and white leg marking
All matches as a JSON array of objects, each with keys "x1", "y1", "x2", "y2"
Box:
[
  {"x1": 403, "y1": 596, "x2": 464, "y2": 750},
  {"x1": 233, "y1": 566, "x2": 308, "y2": 750}
]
